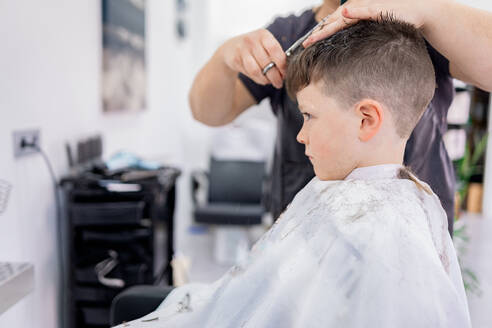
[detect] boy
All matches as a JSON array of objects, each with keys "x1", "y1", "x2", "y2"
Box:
[{"x1": 114, "y1": 16, "x2": 471, "y2": 328}]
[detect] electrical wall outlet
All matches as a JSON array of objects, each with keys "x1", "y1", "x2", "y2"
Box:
[{"x1": 12, "y1": 129, "x2": 41, "y2": 158}]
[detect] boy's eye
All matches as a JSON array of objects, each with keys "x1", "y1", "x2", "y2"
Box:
[{"x1": 302, "y1": 112, "x2": 312, "y2": 120}]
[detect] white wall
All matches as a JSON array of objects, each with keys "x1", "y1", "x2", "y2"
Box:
[
  {"x1": 0, "y1": 0, "x2": 194, "y2": 327},
  {"x1": 0, "y1": 2, "x2": 101, "y2": 327},
  {"x1": 458, "y1": 0, "x2": 492, "y2": 10}
]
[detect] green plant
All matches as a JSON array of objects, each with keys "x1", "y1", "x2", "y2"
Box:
[
  {"x1": 453, "y1": 133, "x2": 487, "y2": 296},
  {"x1": 455, "y1": 133, "x2": 488, "y2": 205}
]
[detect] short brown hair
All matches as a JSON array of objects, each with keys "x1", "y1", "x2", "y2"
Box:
[{"x1": 286, "y1": 15, "x2": 436, "y2": 138}]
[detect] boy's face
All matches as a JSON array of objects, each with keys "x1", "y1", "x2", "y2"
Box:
[{"x1": 296, "y1": 80, "x2": 361, "y2": 181}]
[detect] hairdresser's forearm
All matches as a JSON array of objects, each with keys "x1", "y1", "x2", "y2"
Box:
[
  {"x1": 423, "y1": 0, "x2": 492, "y2": 91},
  {"x1": 189, "y1": 46, "x2": 241, "y2": 127}
]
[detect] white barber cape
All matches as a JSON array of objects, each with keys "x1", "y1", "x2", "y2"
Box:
[{"x1": 115, "y1": 164, "x2": 471, "y2": 328}]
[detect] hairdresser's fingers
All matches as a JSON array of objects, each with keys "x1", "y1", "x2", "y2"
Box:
[
  {"x1": 241, "y1": 53, "x2": 270, "y2": 86},
  {"x1": 264, "y1": 64, "x2": 284, "y2": 89},
  {"x1": 343, "y1": 5, "x2": 426, "y2": 29},
  {"x1": 260, "y1": 32, "x2": 287, "y2": 77},
  {"x1": 341, "y1": 6, "x2": 381, "y2": 20},
  {"x1": 251, "y1": 45, "x2": 283, "y2": 89},
  {"x1": 303, "y1": 14, "x2": 358, "y2": 47},
  {"x1": 320, "y1": 4, "x2": 346, "y2": 27},
  {"x1": 302, "y1": 5, "x2": 354, "y2": 47}
]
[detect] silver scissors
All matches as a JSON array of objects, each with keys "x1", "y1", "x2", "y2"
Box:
[{"x1": 261, "y1": 15, "x2": 331, "y2": 76}]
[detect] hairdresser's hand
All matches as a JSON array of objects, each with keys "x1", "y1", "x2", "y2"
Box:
[
  {"x1": 219, "y1": 29, "x2": 286, "y2": 89},
  {"x1": 303, "y1": 0, "x2": 428, "y2": 47}
]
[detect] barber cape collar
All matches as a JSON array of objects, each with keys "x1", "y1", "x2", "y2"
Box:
[
  {"x1": 344, "y1": 163, "x2": 404, "y2": 180},
  {"x1": 310, "y1": 163, "x2": 406, "y2": 192}
]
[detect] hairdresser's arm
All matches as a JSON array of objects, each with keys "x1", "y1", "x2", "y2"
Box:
[
  {"x1": 303, "y1": 0, "x2": 492, "y2": 92},
  {"x1": 423, "y1": 1, "x2": 492, "y2": 92},
  {"x1": 189, "y1": 29, "x2": 286, "y2": 126}
]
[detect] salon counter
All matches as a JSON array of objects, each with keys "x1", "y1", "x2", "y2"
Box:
[{"x1": 0, "y1": 262, "x2": 34, "y2": 315}]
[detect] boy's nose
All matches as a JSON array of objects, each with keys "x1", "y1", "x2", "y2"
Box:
[{"x1": 296, "y1": 129, "x2": 307, "y2": 145}]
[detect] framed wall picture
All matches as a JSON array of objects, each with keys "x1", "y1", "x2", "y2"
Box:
[{"x1": 102, "y1": 0, "x2": 146, "y2": 113}]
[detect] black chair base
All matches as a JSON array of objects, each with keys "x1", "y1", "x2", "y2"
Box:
[
  {"x1": 194, "y1": 203, "x2": 263, "y2": 225},
  {"x1": 110, "y1": 285, "x2": 175, "y2": 326}
]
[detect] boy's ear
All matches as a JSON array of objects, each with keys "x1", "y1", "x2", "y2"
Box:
[{"x1": 354, "y1": 99, "x2": 384, "y2": 142}]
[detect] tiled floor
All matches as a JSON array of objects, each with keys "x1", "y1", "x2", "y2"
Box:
[{"x1": 177, "y1": 212, "x2": 492, "y2": 327}]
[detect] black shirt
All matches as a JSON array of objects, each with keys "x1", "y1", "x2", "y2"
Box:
[{"x1": 239, "y1": 9, "x2": 456, "y2": 236}]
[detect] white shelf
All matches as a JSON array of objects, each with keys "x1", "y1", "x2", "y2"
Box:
[{"x1": 0, "y1": 262, "x2": 34, "y2": 315}]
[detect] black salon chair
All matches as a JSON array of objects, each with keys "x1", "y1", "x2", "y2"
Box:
[{"x1": 192, "y1": 158, "x2": 267, "y2": 226}]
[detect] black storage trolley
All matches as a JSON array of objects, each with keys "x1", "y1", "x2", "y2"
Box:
[{"x1": 59, "y1": 166, "x2": 180, "y2": 328}]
